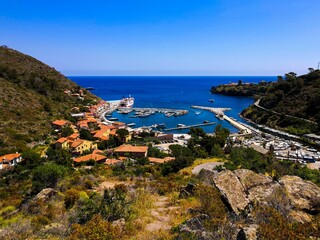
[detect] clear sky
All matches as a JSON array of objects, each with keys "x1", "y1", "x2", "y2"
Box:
[{"x1": 1, "y1": 0, "x2": 319, "y2": 76}]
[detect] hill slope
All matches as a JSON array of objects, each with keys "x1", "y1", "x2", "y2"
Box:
[
  {"x1": 0, "y1": 46, "x2": 100, "y2": 152},
  {"x1": 241, "y1": 71, "x2": 320, "y2": 135}
]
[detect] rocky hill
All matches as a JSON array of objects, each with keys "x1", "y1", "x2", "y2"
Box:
[
  {"x1": 0, "y1": 46, "x2": 100, "y2": 152},
  {"x1": 241, "y1": 71, "x2": 320, "y2": 135},
  {"x1": 178, "y1": 169, "x2": 320, "y2": 239}
]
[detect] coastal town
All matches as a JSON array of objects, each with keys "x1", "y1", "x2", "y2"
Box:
[{"x1": 1, "y1": 88, "x2": 319, "y2": 171}]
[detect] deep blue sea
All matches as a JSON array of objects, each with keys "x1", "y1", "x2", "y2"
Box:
[{"x1": 69, "y1": 76, "x2": 276, "y2": 133}]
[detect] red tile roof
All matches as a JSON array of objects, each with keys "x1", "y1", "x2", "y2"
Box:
[
  {"x1": 0, "y1": 153, "x2": 21, "y2": 163},
  {"x1": 148, "y1": 157, "x2": 175, "y2": 164},
  {"x1": 73, "y1": 152, "x2": 107, "y2": 163},
  {"x1": 56, "y1": 137, "x2": 68, "y2": 144},
  {"x1": 52, "y1": 120, "x2": 68, "y2": 126},
  {"x1": 70, "y1": 139, "x2": 84, "y2": 148},
  {"x1": 114, "y1": 144, "x2": 148, "y2": 153}
]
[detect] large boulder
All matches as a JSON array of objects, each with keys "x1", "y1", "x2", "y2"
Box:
[
  {"x1": 212, "y1": 170, "x2": 250, "y2": 215},
  {"x1": 177, "y1": 214, "x2": 213, "y2": 240},
  {"x1": 234, "y1": 169, "x2": 281, "y2": 205},
  {"x1": 210, "y1": 169, "x2": 320, "y2": 222},
  {"x1": 280, "y1": 175, "x2": 320, "y2": 212}
]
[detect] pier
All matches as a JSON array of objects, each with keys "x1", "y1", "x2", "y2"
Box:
[
  {"x1": 191, "y1": 106, "x2": 252, "y2": 134},
  {"x1": 164, "y1": 122, "x2": 216, "y2": 131}
]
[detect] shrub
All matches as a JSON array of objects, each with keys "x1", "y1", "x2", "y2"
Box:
[{"x1": 32, "y1": 163, "x2": 67, "y2": 193}]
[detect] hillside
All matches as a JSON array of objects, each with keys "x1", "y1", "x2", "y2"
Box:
[
  {"x1": 211, "y1": 80, "x2": 271, "y2": 96},
  {"x1": 242, "y1": 71, "x2": 320, "y2": 135},
  {"x1": 0, "y1": 46, "x2": 100, "y2": 152}
]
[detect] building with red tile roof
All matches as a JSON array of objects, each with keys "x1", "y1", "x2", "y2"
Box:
[
  {"x1": 52, "y1": 120, "x2": 69, "y2": 129},
  {"x1": 0, "y1": 153, "x2": 22, "y2": 170},
  {"x1": 114, "y1": 144, "x2": 148, "y2": 158},
  {"x1": 73, "y1": 150, "x2": 107, "y2": 164},
  {"x1": 148, "y1": 157, "x2": 175, "y2": 164}
]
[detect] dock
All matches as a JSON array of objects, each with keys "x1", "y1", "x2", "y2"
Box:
[
  {"x1": 191, "y1": 106, "x2": 252, "y2": 134},
  {"x1": 164, "y1": 122, "x2": 216, "y2": 131}
]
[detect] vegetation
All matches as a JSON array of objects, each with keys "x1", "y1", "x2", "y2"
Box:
[
  {"x1": 211, "y1": 80, "x2": 271, "y2": 96},
  {"x1": 0, "y1": 46, "x2": 100, "y2": 153}
]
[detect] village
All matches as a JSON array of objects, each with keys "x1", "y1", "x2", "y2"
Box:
[{"x1": 1, "y1": 88, "x2": 320, "y2": 171}]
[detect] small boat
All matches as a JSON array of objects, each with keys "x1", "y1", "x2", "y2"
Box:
[
  {"x1": 127, "y1": 123, "x2": 136, "y2": 127},
  {"x1": 155, "y1": 123, "x2": 166, "y2": 129},
  {"x1": 177, "y1": 124, "x2": 186, "y2": 128},
  {"x1": 203, "y1": 120, "x2": 210, "y2": 123},
  {"x1": 209, "y1": 99, "x2": 215, "y2": 102},
  {"x1": 108, "y1": 117, "x2": 118, "y2": 121},
  {"x1": 195, "y1": 111, "x2": 201, "y2": 115},
  {"x1": 85, "y1": 87, "x2": 95, "y2": 90}
]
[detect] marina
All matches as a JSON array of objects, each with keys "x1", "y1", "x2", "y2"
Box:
[{"x1": 131, "y1": 108, "x2": 188, "y2": 118}]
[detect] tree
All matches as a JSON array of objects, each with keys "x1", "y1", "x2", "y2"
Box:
[
  {"x1": 116, "y1": 129, "x2": 129, "y2": 143},
  {"x1": 21, "y1": 150, "x2": 42, "y2": 169},
  {"x1": 79, "y1": 129, "x2": 94, "y2": 141},
  {"x1": 32, "y1": 163, "x2": 67, "y2": 193},
  {"x1": 61, "y1": 126, "x2": 74, "y2": 137},
  {"x1": 46, "y1": 147, "x2": 72, "y2": 167}
]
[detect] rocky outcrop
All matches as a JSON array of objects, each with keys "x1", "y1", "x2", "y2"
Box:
[
  {"x1": 212, "y1": 170, "x2": 250, "y2": 215},
  {"x1": 237, "y1": 224, "x2": 258, "y2": 240},
  {"x1": 280, "y1": 175, "x2": 320, "y2": 213},
  {"x1": 210, "y1": 169, "x2": 320, "y2": 222},
  {"x1": 34, "y1": 188, "x2": 57, "y2": 201}
]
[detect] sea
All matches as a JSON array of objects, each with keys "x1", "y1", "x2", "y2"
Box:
[{"x1": 69, "y1": 76, "x2": 276, "y2": 133}]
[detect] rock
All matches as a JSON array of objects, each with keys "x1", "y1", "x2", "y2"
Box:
[
  {"x1": 178, "y1": 214, "x2": 213, "y2": 240},
  {"x1": 112, "y1": 218, "x2": 126, "y2": 231},
  {"x1": 197, "y1": 169, "x2": 219, "y2": 186},
  {"x1": 279, "y1": 175, "x2": 320, "y2": 222},
  {"x1": 213, "y1": 170, "x2": 250, "y2": 215},
  {"x1": 34, "y1": 188, "x2": 57, "y2": 201},
  {"x1": 248, "y1": 182, "x2": 281, "y2": 205},
  {"x1": 234, "y1": 169, "x2": 273, "y2": 189},
  {"x1": 237, "y1": 224, "x2": 258, "y2": 240},
  {"x1": 280, "y1": 175, "x2": 320, "y2": 212}
]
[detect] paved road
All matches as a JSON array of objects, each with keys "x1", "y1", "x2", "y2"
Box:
[{"x1": 192, "y1": 162, "x2": 224, "y2": 175}]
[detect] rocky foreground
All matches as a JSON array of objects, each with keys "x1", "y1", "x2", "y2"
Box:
[{"x1": 178, "y1": 169, "x2": 320, "y2": 239}]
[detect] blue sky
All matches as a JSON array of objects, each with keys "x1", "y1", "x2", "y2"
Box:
[{"x1": 1, "y1": 0, "x2": 319, "y2": 76}]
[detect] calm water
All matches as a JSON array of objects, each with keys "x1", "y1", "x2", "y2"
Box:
[{"x1": 70, "y1": 76, "x2": 276, "y2": 133}]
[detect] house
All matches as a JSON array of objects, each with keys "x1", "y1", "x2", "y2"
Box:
[
  {"x1": 148, "y1": 157, "x2": 175, "y2": 164},
  {"x1": 55, "y1": 137, "x2": 70, "y2": 150},
  {"x1": 92, "y1": 129, "x2": 110, "y2": 141},
  {"x1": 156, "y1": 133, "x2": 174, "y2": 141},
  {"x1": 114, "y1": 144, "x2": 148, "y2": 158},
  {"x1": 0, "y1": 153, "x2": 22, "y2": 170},
  {"x1": 67, "y1": 133, "x2": 80, "y2": 141},
  {"x1": 52, "y1": 120, "x2": 69, "y2": 129},
  {"x1": 70, "y1": 139, "x2": 97, "y2": 155},
  {"x1": 73, "y1": 150, "x2": 107, "y2": 164}
]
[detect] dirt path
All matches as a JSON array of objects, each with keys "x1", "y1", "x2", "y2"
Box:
[{"x1": 145, "y1": 196, "x2": 176, "y2": 232}]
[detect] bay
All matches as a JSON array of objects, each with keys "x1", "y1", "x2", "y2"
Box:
[{"x1": 69, "y1": 76, "x2": 276, "y2": 133}]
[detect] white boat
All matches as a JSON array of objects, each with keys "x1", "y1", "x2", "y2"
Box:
[
  {"x1": 209, "y1": 99, "x2": 215, "y2": 102},
  {"x1": 118, "y1": 95, "x2": 135, "y2": 108},
  {"x1": 177, "y1": 124, "x2": 186, "y2": 128},
  {"x1": 127, "y1": 123, "x2": 136, "y2": 127},
  {"x1": 195, "y1": 111, "x2": 201, "y2": 115}
]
